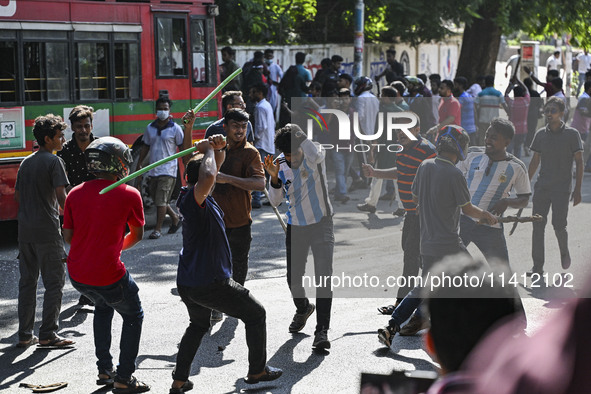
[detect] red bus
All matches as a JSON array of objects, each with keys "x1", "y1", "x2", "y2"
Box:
[{"x1": 0, "y1": 0, "x2": 220, "y2": 220}]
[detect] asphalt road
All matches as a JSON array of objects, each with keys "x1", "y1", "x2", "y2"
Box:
[{"x1": 1, "y1": 154, "x2": 591, "y2": 393}]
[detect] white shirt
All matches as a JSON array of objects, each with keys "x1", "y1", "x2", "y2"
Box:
[
  {"x1": 356, "y1": 91, "x2": 379, "y2": 135},
  {"x1": 143, "y1": 119, "x2": 184, "y2": 177},
  {"x1": 267, "y1": 63, "x2": 284, "y2": 111},
  {"x1": 546, "y1": 55, "x2": 561, "y2": 71},
  {"x1": 576, "y1": 53, "x2": 591, "y2": 73},
  {"x1": 254, "y1": 98, "x2": 276, "y2": 154}
]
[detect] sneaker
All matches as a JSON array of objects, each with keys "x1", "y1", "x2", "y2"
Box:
[
  {"x1": 288, "y1": 303, "x2": 315, "y2": 333},
  {"x1": 78, "y1": 294, "x2": 95, "y2": 307},
  {"x1": 252, "y1": 201, "x2": 262, "y2": 209},
  {"x1": 378, "y1": 324, "x2": 399, "y2": 348},
  {"x1": 334, "y1": 194, "x2": 350, "y2": 203},
  {"x1": 357, "y1": 203, "x2": 376, "y2": 213},
  {"x1": 113, "y1": 375, "x2": 150, "y2": 393},
  {"x1": 312, "y1": 330, "x2": 330, "y2": 349},
  {"x1": 348, "y1": 179, "x2": 366, "y2": 192},
  {"x1": 526, "y1": 268, "x2": 544, "y2": 277},
  {"x1": 393, "y1": 208, "x2": 406, "y2": 217},
  {"x1": 210, "y1": 310, "x2": 224, "y2": 322},
  {"x1": 399, "y1": 314, "x2": 430, "y2": 336}
]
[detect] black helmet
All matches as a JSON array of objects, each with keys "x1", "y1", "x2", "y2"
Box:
[
  {"x1": 354, "y1": 76, "x2": 373, "y2": 96},
  {"x1": 436, "y1": 125, "x2": 470, "y2": 161},
  {"x1": 85, "y1": 137, "x2": 133, "y2": 179}
]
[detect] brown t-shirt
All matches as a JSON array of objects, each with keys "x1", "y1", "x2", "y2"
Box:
[{"x1": 212, "y1": 141, "x2": 264, "y2": 228}]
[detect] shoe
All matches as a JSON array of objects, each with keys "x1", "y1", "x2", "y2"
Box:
[
  {"x1": 16, "y1": 336, "x2": 38, "y2": 348},
  {"x1": 357, "y1": 203, "x2": 376, "y2": 213},
  {"x1": 244, "y1": 366, "x2": 283, "y2": 384},
  {"x1": 168, "y1": 221, "x2": 181, "y2": 234},
  {"x1": 377, "y1": 299, "x2": 402, "y2": 315},
  {"x1": 393, "y1": 208, "x2": 406, "y2": 217},
  {"x1": 288, "y1": 303, "x2": 315, "y2": 333},
  {"x1": 312, "y1": 330, "x2": 331, "y2": 349},
  {"x1": 378, "y1": 324, "x2": 399, "y2": 348},
  {"x1": 78, "y1": 294, "x2": 95, "y2": 306},
  {"x1": 148, "y1": 231, "x2": 162, "y2": 239},
  {"x1": 210, "y1": 310, "x2": 224, "y2": 322},
  {"x1": 169, "y1": 380, "x2": 193, "y2": 393},
  {"x1": 348, "y1": 179, "x2": 366, "y2": 192},
  {"x1": 113, "y1": 375, "x2": 150, "y2": 393},
  {"x1": 379, "y1": 193, "x2": 395, "y2": 201},
  {"x1": 334, "y1": 194, "x2": 350, "y2": 203},
  {"x1": 561, "y1": 252, "x2": 571, "y2": 269},
  {"x1": 252, "y1": 201, "x2": 262, "y2": 209},
  {"x1": 97, "y1": 368, "x2": 116, "y2": 386},
  {"x1": 399, "y1": 314, "x2": 430, "y2": 336}
]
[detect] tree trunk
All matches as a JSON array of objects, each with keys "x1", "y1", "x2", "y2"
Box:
[{"x1": 456, "y1": 8, "x2": 502, "y2": 84}]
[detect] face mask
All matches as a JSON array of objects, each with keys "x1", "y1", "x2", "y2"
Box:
[
  {"x1": 157, "y1": 110, "x2": 169, "y2": 121},
  {"x1": 265, "y1": 59, "x2": 273, "y2": 65}
]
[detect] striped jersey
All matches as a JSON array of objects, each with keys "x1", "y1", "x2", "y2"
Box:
[
  {"x1": 396, "y1": 136, "x2": 436, "y2": 213},
  {"x1": 457, "y1": 148, "x2": 531, "y2": 228},
  {"x1": 268, "y1": 139, "x2": 333, "y2": 226}
]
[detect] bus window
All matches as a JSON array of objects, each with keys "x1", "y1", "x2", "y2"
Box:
[
  {"x1": 76, "y1": 42, "x2": 110, "y2": 100},
  {"x1": 0, "y1": 39, "x2": 17, "y2": 103},
  {"x1": 114, "y1": 40, "x2": 140, "y2": 100},
  {"x1": 155, "y1": 15, "x2": 187, "y2": 77},
  {"x1": 190, "y1": 17, "x2": 216, "y2": 86}
]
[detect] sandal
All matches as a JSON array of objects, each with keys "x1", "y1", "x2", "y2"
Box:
[
  {"x1": 377, "y1": 305, "x2": 396, "y2": 315},
  {"x1": 19, "y1": 382, "x2": 68, "y2": 393},
  {"x1": 244, "y1": 365, "x2": 283, "y2": 384},
  {"x1": 169, "y1": 380, "x2": 193, "y2": 393},
  {"x1": 96, "y1": 368, "x2": 116, "y2": 386},
  {"x1": 37, "y1": 336, "x2": 75, "y2": 349},
  {"x1": 17, "y1": 336, "x2": 38, "y2": 348},
  {"x1": 113, "y1": 375, "x2": 151, "y2": 394},
  {"x1": 148, "y1": 231, "x2": 162, "y2": 239}
]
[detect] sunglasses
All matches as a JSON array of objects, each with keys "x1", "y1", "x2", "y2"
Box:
[{"x1": 544, "y1": 107, "x2": 559, "y2": 115}]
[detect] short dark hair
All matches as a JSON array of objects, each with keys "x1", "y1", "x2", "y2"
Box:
[
  {"x1": 454, "y1": 76, "x2": 468, "y2": 90},
  {"x1": 546, "y1": 96, "x2": 566, "y2": 113},
  {"x1": 264, "y1": 49, "x2": 274, "y2": 56},
  {"x1": 339, "y1": 73, "x2": 353, "y2": 84},
  {"x1": 429, "y1": 73, "x2": 441, "y2": 82},
  {"x1": 69, "y1": 105, "x2": 94, "y2": 125},
  {"x1": 221, "y1": 90, "x2": 243, "y2": 111},
  {"x1": 221, "y1": 46, "x2": 235, "y2": 56},
  {"x1": 295, "y1": 52, "x2": 306, "y2": 64},
  {"x1": 391, "y1": 81, "x2": 406, "y2": 97},
  {"x1": 484, "y1": 75, "x2": 495, "y2": 86},
  {"x1": 386, "y1": 49, "x2": 396, "y2": 56},
  {"x1": 423, "y1": 255, "x2": 519, "y2": 373},
  {"x1": 251, "y1": 82, "x2": 268, "y2": 97},
  {"x1": 33, "y1": 114, "x2": 67, "y2": 146},
  {"x1": 441, "y1": 79, "x2": 454, "y2": 90},
  {"x1": 253, "y1": 51, "x2": 264, "y2": 61},
  {"x1": 156, "y1": 96, "x2": 172, "y2": 109},
  {"x1": 381, "y1": 86, "x2": 398, "y2": 97},
  {"x1": 185, "y1": 155, "x2": 203, "y2": 185},
  {"x1": 320, "y1": 58, "x2": 332, "y2": 68},
  {"x1": 489, "y1": 117, "x2": 515, "y2": 141},
  {"x1": 275, "y1": 123, "x2": 306, "y2": 154},
  {"x1": 554, "y1": 50, "x2": 560, "y2": 55},
  {"x1": 417, "y1": 74, "x2": 427, "y2": 83},
  {"x1": 331, "y1": 54, "x2": 343, "y2": 63},
  {"x1": 547, "y1": 69, "x2": 559, "y2": 78},
  {"x1": 550, "y1": 77, "x2": 563, "y2": 90},
  {"x1": 223, "y1": 108, "x2": 249, "y2": 124}
]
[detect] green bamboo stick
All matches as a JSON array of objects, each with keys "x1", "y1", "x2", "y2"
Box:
[{"x1": 99, "y1": 68, "x2": 241, "y2": 195}]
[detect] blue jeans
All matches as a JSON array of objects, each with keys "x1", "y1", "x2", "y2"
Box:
[
  {"x1": 397, "y1": 213, "x2": 421, "y2": 299},
  {"x1": 286, "y1": 216, "x2": 334, "y2": 333},
  {"x1": 507, "y1": 133, "x2": 526, "y2": 159},
  {"x1": 459, "y1": 215, "x2": 509, "y2": 265},
  {"x1": 330, "y1": 150, "x2": 354, "y2": 196},
  {"x1": 389, "y1": 249, "x2": 468, "y2": 328},
  {"x1": 174, "y1": 278, "x2": 267, "y2": 379},
  {"x1": 70, "y1": 271, "x2": 144, "y2": 379}
]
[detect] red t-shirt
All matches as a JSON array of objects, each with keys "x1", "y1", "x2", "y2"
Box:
[
  {"x1": 63, "y1": 179, "x2": 144, "y2": 286},
  {"x1": 438, "y1": 96, "x2": 462, "y2": 127}
]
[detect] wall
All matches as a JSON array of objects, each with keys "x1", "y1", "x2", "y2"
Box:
[{"x1": 222, "y1": 37, "x2": 462, "y2": 87}]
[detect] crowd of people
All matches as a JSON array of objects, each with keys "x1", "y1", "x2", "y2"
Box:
[{"x1": 12, "y1": 45, "x2": 588, "y2": 394}]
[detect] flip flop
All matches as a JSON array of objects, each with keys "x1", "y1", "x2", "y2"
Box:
[
  {"x1": 96, "y1": 368, "x2": 116, "y2": 386},
  {"x1": 148, "y1": 231, "x2": 162, "y2": 239},
  {"x1": 17, "y1": 336, "x2": 38, "y2": 348},
  {"x1": 377, "y1": 305, "x2": 396, "y2": 315},
  {"x1": 37, "y1": 337, "x2": 75, "y2": 349},
  {"x1": 168, "y1": 221, "x2": 181, "y2": 234},
  {"x1": 169, "y1": 379, "x2": 193, "y2": 393},
  {"x1": 19, "y1": 382, "x2": 68, "y2": 393}
]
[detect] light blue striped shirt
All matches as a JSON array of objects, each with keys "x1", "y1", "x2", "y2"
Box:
[{"x1": 268, "y1": 139, "x2": 333, "y2": 226}]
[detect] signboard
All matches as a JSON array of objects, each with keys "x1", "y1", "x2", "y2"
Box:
[{"x1": 0, "y1": 107, "x2": 25, "y2": 150}]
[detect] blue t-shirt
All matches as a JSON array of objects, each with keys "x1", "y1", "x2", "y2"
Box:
[
  {"x1": 176, "y1": 189, "x2": 232, "y2": 287},
  {"x1": 459, "y1": 91, "x2": 477, "y2": 134}
]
